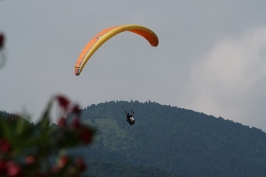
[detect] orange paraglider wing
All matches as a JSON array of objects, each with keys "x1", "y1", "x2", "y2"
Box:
[{"x1": 74, "y1": 24, "x2": 159, "y2": 76}]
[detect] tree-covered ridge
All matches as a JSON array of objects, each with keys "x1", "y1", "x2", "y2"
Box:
[
  {"x1": 86, "y1": 160, "x2": 178, "y2": 177},
  {"x1": 75, "y1": 100, "x2": 266, "y2": 177}
]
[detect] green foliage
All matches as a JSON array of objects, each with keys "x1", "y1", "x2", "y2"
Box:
[
  {"x1": 72, "y1": 100, "x2": 266, "y2": 177},
  {"x1": 0, "y1": 95, "x2": 96, "y2": 177}
]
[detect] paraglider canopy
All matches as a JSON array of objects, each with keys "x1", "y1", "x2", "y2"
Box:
[{"x1": 74, "y1": 24, "x2": 159, "y2": 76}]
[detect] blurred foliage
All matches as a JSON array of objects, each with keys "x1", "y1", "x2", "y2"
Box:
[{"x1": 0, "y1": 95, "x2": 96, "y2": 177}]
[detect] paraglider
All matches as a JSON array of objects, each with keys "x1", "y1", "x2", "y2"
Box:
[
  {"x1": 74, "y1": 24, "x2": 159, "y2": 125},
  {"x1": 74, "y1": 24, "x2": 159, "y2": 76},
  {"x1": 125, "y1": 109, "x2": 135, "y2": 125}
]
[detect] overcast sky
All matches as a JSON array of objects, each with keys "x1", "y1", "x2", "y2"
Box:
[{"x1": 1, "y1": 1, "x2": 266, "y2": 131}]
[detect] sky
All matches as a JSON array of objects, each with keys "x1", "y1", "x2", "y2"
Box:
[{"x1": 1, "y1": 0, "x2": 266, "y2": 131}]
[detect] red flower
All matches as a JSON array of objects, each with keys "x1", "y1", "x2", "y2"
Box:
[
  {"x1": 58, "y1": 117, "x2": 66, "y2": 127},
  {"x1": 72, "y1": 118, "x2": 93, "y2": 144},
  {"x1": 55, "y1": 95, "x2": 70, "y2": 111},
  {"x1": 0, "y1": 34, "x2": 4, "y2": 49},
  {"x1": 72, "y1": 117, "x2": 81, "y2": 128},
  {"x1": 78, "y1": 126, "x2": 93, "y2": 144},
  {"x1": 75, "y1": 158, "x2": 86, "y2": 172},
  {"x1": 71, "y1": 104, "x2": 80, "y2": 114},
  {"x1": 57, "y1": 156, "x2": 69, "y2": 169},
  {"x1": 0, "y1": 138, "x2": 11, "y2": 153},
  {"x1": 6, "y1": 161, "x2": 21, "y2": 177},
  {"x1": 25, "y1": 156, "x2": 35, "y2": 165},
  {"x1": 0, "y1": 160, "x2": 7, "y2": 174}
]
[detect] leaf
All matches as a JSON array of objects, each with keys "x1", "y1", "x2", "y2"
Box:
[
  {"x1": 37, "y1": 99, "x2": 53, "y2": 129},
  {"x1": 15, "y1": 117, "x2": 26, "y2": 136},
  {"x1": 1, "y1": 118, "x2": 14, "y2": 140}
]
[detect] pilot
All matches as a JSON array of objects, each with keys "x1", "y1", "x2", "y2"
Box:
[{"x1": 125, "y1": 109, "x2": 135, "y2": 125}]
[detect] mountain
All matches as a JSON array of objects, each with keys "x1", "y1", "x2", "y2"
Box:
[
  {"x1": 68, "y1": 100, "x2": 266, "y2": 177},
  {"x1": 86, "y1": 160, "x2": 177, "y2": 177}
]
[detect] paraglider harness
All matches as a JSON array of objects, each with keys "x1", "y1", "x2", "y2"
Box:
[{"x1": 125, "y1": 109, "x2": 135, "y2": 125}]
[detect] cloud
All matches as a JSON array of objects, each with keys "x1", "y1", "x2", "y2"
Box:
[{"x1": 183, "y1": 27, "x2": 266, "y2": 131}]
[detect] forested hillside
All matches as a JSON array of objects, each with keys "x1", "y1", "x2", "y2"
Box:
[
  {"x1": 86, "y1": 160, "x2": 177, "y2": 177},
  {"x1": 2, "y1": 100, "x2": 266, "y2": 177},
  {"x1": 69, "y1": 100, "x2": 266, "y2": 177}
]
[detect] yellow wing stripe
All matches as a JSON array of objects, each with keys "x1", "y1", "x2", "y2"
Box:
[{"x1": 74, "y1": 24, "x2": 159, "y2": 75}]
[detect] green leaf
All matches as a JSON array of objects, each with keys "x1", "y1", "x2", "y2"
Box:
[{"x1": 37, "y1": 99, "x2": 53, "y2": 129}]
